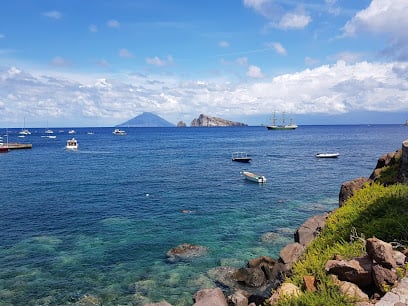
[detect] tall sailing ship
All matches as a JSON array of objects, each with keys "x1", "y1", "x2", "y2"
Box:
[{"x1": 266, "y1": 112, "x2": 298, "y2": 130}]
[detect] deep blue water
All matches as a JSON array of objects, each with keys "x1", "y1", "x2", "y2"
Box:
[{"x1": 1, "y1": 125, "x2": 407, "y2": 305}]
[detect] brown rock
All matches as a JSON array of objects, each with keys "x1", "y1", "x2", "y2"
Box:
[
  {"x1": 166, "y1": 243, "x2": 208, "y2": 263},
  {"x1": 371, "y1": 264, "x2": 398, "y2": 294},
  {"x1": 247, "y1": 256, "x2": 278, "y2": 280},
  {"x1": 330, "y1": 275, "x2": 370, "y2": 302},
  {"x1": 366, "y1": 238, "x2": 397, "y2": 269},
  {"x1": 279, "y1": 243, "x2": 305, "y2": 267},
  {"x1": 294, "y1": 213, "x2": 328, "y2": 246},
  {"x1": 339, "y1": 177, "x2": 368, "y2": 207},
  {"x1": 303, "y1": 275, "x2": 317, "y2": 292},
  {"x1": 325, "y1": 255, "x2": 373, "y2": 287},
  {"x1": 233, "y1": 267, "x2": 266, "y2": 287},
  {"x1": 227, "y1": 290, "x2": 248, "y2": 306},
  {"x1": 269, "y1": 283, "x2": 301, "y2": 305},
  {"x1": 193, "y1": 288, "x2": 228, "y2": 306}
]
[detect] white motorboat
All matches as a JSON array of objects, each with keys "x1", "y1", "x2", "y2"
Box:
[
  {"x1": 66, "y1": 138, "x2": 78, "y2": 150},
  {"x1": 112, "y1": 128, "x2": 127, "y2": 135},
  {"x1": 241, "y1": 171, "x2": 267, "y2": 183},
  {"x1": 315, "y1": 153, "x2": 339, "y2": 158}
]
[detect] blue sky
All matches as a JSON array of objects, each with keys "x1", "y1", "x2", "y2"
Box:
[{"x1": 0, "y1": 0, "x2": 407, "y2": 127}]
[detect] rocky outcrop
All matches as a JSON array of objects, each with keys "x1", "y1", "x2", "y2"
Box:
[
  {"x1": 294, "y1": 213, "x2": 329, "y2": 245},
  {"x1": 177, "y1": 121, "x2": 186, "y2": 127},
  {"x1": 190, "y1": 114, "x2": 247, "y2": 127},
  {"x1": 326, "y1": 238, "x2": 406, "y2": 298}
]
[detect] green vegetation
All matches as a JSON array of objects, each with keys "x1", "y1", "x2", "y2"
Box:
[
  {"x1": 272, "y1": 183, "x2": 408, "y2": 306},
  {"x1": 376, "y1": 153, "x2": 402, "y2": 185}
]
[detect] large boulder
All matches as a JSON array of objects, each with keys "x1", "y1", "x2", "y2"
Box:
[
  {"x1": 294, "y1": 213, "x2": 328, "y2": 246},
  {"x1": 166, "y1": 243, "x2": 208, "y2": 263},
  {"x1": 247, "y1": 256, "x2": 278, "y2": 280},
  {"x1": 233, "y1": 267, "x2": 266, "y2": 287},
  {"x1": 330, "y1": 275, "x2": 370, "y2": 302},
  {"x1": 366, "y1": 238, "x2": 396, "y2": 269},
  {"x1": 325, "y1": 255, "x2": 373, "y2": 287},
  {"x1": 279, "y1": 243, "x2": 305, "y2": 270},
  {"x1": 193, "y1": 288, "x2": 228, "y2": 306},
  {"x1": 339, "y1": 177, "x2": 368, "y2": 207}
]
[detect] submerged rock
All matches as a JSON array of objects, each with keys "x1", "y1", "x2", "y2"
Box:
[{"x1": 166, "y1": 243, "x2": 208, "y2": 263}]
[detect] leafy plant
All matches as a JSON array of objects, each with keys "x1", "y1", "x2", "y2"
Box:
[{"x1": 270, "y1": 183, "x2": 408, "y2": 306}]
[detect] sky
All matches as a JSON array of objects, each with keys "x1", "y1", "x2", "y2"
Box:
[{"x1": 0, "y1": 0, "x2": 408, "y2": 127}]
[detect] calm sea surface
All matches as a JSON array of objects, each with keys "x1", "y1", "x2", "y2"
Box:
[{"x1": 1, "y1": 125, "x2": 407, "y2": 305}]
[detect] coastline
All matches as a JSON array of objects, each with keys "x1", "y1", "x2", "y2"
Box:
[{"x1": 183, "y1": 139, "x2": 408, "y2": 306}]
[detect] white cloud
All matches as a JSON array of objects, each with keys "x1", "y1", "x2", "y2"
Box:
[
  {"x1": 43, "y1": 10, "x2": 62, "y2": 20},
  {"x1": 0, "y1": 60, "x2": 407, "y2": 126},
  {"x1": 107, "y1": 19, "x2": 120, "y2": 29},
  {"x1": 342, "y1": 0, "x2": 408, "y2": 60},
  {"x1": 277, "y1": 12, "x2": 311, "y2": 30},
  {"x1": 343, "y1": 0, "x2": 408, "y2": 36},
  {"x1": 267, "y1": 42, "x2": 287, "y2": 56},
  {"x1": 119, "y1": 48, "x2": 133, "y2": 58},
  {"x1": 247, "y1": 65, "x2": 265, "y2": 78},
  {"x1": 146, "y1": 55, "x2": 174, "y2": 67}
]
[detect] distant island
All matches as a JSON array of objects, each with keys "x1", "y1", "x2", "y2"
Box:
[
  {"x1": 116, "y1": 112, "x2": 175, "y2": 127},
  {"x1": 190, "y1": 114, "x2": 247, "y2": 127},
  {"x1": 116, "y1": 112, "x2": 248, "y2": 127}
]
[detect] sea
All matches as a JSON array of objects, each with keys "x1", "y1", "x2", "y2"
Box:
[{"x1": 1, "y1": 125, "x2": 407, "y2": 306}]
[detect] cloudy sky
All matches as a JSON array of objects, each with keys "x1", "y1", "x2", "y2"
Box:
[{"x1": 0, "y1": 0, "x2": 407, "y2": 127}]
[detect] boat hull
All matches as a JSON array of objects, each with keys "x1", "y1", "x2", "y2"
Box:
[
  {"x1": 232, "y1": 152, "x2": 251, "y2": 163},
  {"x1": 315, "y1": 153, "x2": 339, "y2": 158},
  {"x1": 241, "y1": 171, "x2": 266, "y2": 183},
  {"x1": 266, "y1": 125, "x2": 297, "y2": 130}
]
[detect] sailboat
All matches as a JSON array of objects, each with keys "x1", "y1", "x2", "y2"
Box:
[
  {"x1": 19, "y1": 118, "x2": 31, "y2": 136},
  {"x1": 266, "y1": 112, "x2": 298, "y2": 130}
]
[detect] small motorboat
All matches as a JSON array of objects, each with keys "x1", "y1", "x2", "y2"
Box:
[
  {"x1": 241, "y1": 171, "x2": 267, "y2": 183},
  {"x1": 315, "y1": 153, "x2": 339, "y2": 158},
  {"x1": 232, "y1": 152, "x2": 252, "y2": 163},
  {"x1": 112, "y1": 128, "x2": 127, "y2": 135},
  {"x1": 66, "y1": 138, "x2": 78, "y2": 150}
]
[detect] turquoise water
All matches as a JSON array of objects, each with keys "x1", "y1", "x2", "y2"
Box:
[{"x1": 1, "y1": 125, "x2": 407, "y2": 305}]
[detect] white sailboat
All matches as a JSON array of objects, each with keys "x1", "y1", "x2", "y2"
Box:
[{"x1": 19, "y1": 118, "x2": 31, "y2": 136}]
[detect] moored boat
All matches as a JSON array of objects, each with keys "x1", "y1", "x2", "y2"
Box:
[
  {"x1": 112, "y1": 128, "x2": 127, "y2": 135},
  {"x1": 66, "y1": 138, "x2": 78, "y2": 150},
  {"x1": 232, "y1": 152, "x2": 252, "y2": 163},
  {"x1": 315, "y1": 153, "x2": 339, "y2": 158},
  {"x1": 241, "y1": 171, "x2": 267, "y2": 183}
]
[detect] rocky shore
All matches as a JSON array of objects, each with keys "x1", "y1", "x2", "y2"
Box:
[{"x1": 144, "y1": 140, "x2": 408, "y2": 306}]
